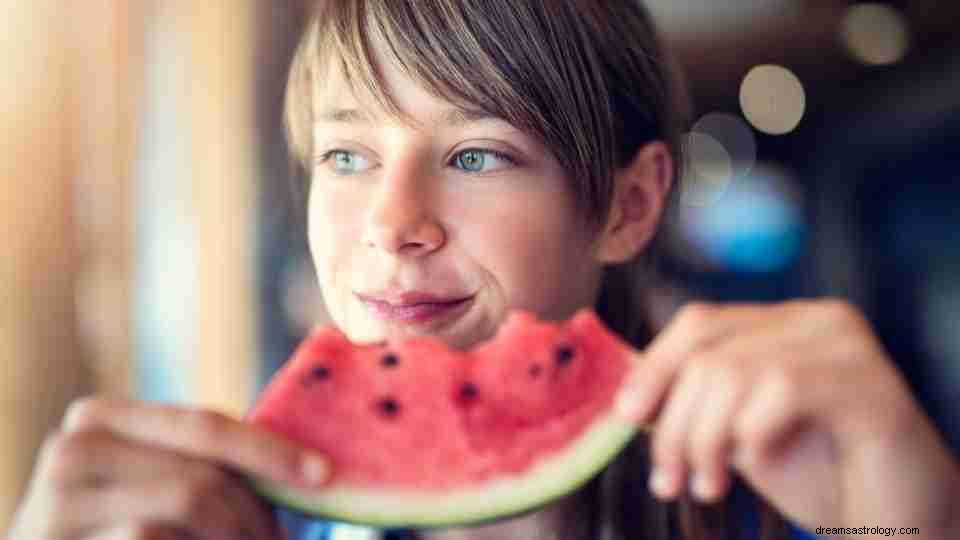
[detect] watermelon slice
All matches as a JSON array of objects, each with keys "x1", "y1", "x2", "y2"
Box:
[{"x1": 246, "y1": 309, "x2": 645, "y2": 528}]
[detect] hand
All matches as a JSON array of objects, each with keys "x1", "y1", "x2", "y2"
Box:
[
  {"x1": 8, "y1": 396, "x2": 330, "y2": 540},
  {"x1": 617, "y1": 298, "x2": 960, "y2": 537}
]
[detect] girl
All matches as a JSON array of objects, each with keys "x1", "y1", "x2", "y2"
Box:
[{"x1": 10, "y1": 2, "x2": 959, "y2": 539}]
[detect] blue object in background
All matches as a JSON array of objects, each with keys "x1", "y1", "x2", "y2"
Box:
[
  {"x1": 274, "y1": 489, "x2": 822, "y2": 540},
  {"x1": 278, "y1": 510, "x2": 334, "y2": 540},
  {"x1": 684, "y1": 166, "x2": 807, "y2": 275},
  {"x1": 278, "y1": 509, "x2": 416, "y2": 540}
]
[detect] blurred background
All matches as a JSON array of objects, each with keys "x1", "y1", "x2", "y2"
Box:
[{"x1": 2, "y1": 0, "x2": 959, "y2": 531}]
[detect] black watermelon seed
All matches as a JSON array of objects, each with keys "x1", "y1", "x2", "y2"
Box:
[
  {"x1": 529, "y1": 363, "x2": 542, "y2": 377},
  {"x1": 459, "y1": 382, "x2": 478, "y2": 400},
  {"x1": 555, "y1": 345, "x2": 575, "y2": 366},
  {"x1": 381, "y1": 353, "x2": 399, "y2": 368},
  {"x1": 379, "y1": 397, "x2": 400, "y2": 417},
  {"x1": 311, "y1": 366, "x2": 330, "y2": 379}
]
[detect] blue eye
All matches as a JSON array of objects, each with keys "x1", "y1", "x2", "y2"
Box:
[
  {"x1": 453, "y1": 148, "x2": 515, "y2": 173},
  {"x1": 315, "y1": 148, "x2": 516, "y2": 176},
  {"x1": 316, "y1": 150, "x2": 373, "y2": 175}
]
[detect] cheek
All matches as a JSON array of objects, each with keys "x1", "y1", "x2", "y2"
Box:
[
  {"x1": 307, "y1": 183, "x2": 367, "y2": 283},
  {"x1": 451, "y1": 190, "x2": 597, "y2": 312}
]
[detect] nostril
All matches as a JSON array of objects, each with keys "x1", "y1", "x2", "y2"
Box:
[
  {"x1": 362, "y1": 207, "x2": 447, "y2": 257},
  {"x1": 366, "y1": 223, "x2": 445, "y2": 256},
  {"x1": 399, "y1": 240, "x2": 427, "y2": 252}
]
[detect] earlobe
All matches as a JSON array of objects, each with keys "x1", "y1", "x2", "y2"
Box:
[{"x1": 594, "y1": 141, "x2": 674, "y2": 264}]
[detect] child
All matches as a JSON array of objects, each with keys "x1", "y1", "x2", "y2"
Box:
[{"x1": 10, "y1": 2, "x2": 959, "y2": 539}]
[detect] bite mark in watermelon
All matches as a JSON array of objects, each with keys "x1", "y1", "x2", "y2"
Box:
[{"x1": 246, "y1": 309, "x2": 645, "y2": 528}]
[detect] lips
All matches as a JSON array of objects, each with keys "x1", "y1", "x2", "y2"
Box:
[{"x1": 355, "y1": 291, "x2": 474, "y2": 324}]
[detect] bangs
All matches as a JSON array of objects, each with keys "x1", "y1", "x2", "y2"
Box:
[
  {"x1": 285, "y1": 1, "x2": 684, "y2": 229},
  {"x1": 286, "y1": 0, "x2": 568, "y2": 153}
]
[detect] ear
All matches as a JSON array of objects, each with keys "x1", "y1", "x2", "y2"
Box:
[{"x1": 594, "y1": 141, "x2": 674, "y2": 264}]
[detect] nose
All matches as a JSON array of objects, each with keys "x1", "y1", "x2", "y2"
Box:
[{"x1": 362, "y1": 161, "x2": 446, "y2": 257}]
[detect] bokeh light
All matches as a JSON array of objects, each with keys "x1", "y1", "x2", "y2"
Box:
[
  {"x1": 674, "y1": 163, "x2": 806, "y2": 274},
  {"x1": 739, "y1": 64, "x2": 806, "y2": 135},
  {"x1": 692, "y1": 112, "x2": 757, "y2": 179},
  {"x1": 843, "y1": 4, "x2": 910, "y2": 66},
  {"x1": 681, "y1": 131, "x2": 733, "y2": 207}
]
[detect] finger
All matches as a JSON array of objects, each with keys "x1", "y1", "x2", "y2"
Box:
[
  {"x1": 645, "y1": 301, "x2": 810, "y2": 361},
  {"x1": 733, "y1": 364, "x2": 836, "y2": 472},
  {"x1": 675, "y1": 310, "x2": 846, "y2": 375},
  {"x1": 625, "y1": 302, "x2": 776, "y2": 425},
  {"x1": 729, "y1": 363, "x2": 849, "y2": 524},
  {"x1": 62, "y1": 396, "x2": 329, "y2": 488},
  {"x1": 648, "y1": 363, "x2": 709, "y2": 501},
  {"x1": 222, "y1": 468, "x2": 287, "y2": 540},
  {"x1": 37, "y1": 429, "x2": 202, "y2": 490},
  {"x1": 72, "y1": 469, "x2": 278, "y2": 540},
  {"x1": 686, "y1": 369, "x2": 749, "y2": 504},
  {"x1": 678, "y1": 328, "x2": 818, "y2": 504}
]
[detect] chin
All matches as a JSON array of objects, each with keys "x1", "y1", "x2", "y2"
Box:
[{"x1": 350, "y1": 319, "x2": 489, "y2": 351}]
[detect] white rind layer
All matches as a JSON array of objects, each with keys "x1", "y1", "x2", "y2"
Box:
[{"x1": 249, "y1": 409, "x2": 639, "y2": 528}]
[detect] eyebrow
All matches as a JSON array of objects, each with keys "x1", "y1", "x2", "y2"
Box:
[{"x1": 314, "y1": 107, "x2": 499, "y2": 128}]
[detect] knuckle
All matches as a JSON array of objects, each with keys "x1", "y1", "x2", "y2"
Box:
[
  {"x1": 788, "y1": 297, "x2": 819, "y2": 312},
  {"x1": 187, "y1": 409, "x2": 231, "y2": 444},
  {"x1": 821, "y1": 297, "x2": 863, "y2": 325},
  {"x1": 678, "y1": 302, "x2": 717, "y2": 330},
  {"x1": 62, "y1": 396, "x2": 105, "y2": 433}
]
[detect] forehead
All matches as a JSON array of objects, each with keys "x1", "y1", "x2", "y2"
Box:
[
  {"x1": 312, "y1": 29, "x2": 453, "y2": 128},
  {"x1": 313, "y1": 27, "x2": 510, "y2": 133},
  {"x1": 312, "y1": 55, "x2": 517, "y2": 134}
]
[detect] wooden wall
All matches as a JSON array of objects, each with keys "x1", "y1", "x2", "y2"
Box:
[
  {"x1": 183, "y1": 1, "x2": 259, "y2": 415},
  {"x1": 1, "y1": 0, "x2": 260, "y2": 530},
  {"x1": 0, "y1": 0, "x2": 88, "y2": 530}
]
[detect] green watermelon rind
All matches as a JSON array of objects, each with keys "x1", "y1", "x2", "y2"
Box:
[{"x1": 247, "y1": 410, "x2": 639, "y2": 528}]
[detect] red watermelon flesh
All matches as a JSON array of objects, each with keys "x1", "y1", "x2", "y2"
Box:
[{"x1": 246, "y1": 309, "x2": 643, "y2": 527}]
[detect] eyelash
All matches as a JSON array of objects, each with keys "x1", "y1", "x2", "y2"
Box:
[{"x1": 314, "y1": 148, "x2": 517, "y2": 174}]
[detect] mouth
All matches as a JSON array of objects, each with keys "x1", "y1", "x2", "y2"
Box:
[{"x1": 355, "y1": 292, "x2": 475, "y2": 325}]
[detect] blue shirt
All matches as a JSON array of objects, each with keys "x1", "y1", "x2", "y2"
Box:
[{"x1": 276, "y1": 492, "x2": 823, "y2": 540}]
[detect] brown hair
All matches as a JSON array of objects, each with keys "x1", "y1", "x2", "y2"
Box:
[{"x1": 284, "y1": 1, "x2": 792, "y2": 539}]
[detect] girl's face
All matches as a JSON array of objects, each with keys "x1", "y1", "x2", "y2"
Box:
[{"x1": 307, "y1": 36, "x2": 606, "y2": 349}]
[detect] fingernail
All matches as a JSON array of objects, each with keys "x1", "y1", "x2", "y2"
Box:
[
  {"x1": 301, "y1": 454, "x2": 330, "y2": 485},
  {"x1": 691, "y1": 472, "x2": 712, "y2": 501},
  {"x1": 648, "y1": 467, "x2": 671, "y2": 498}
]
